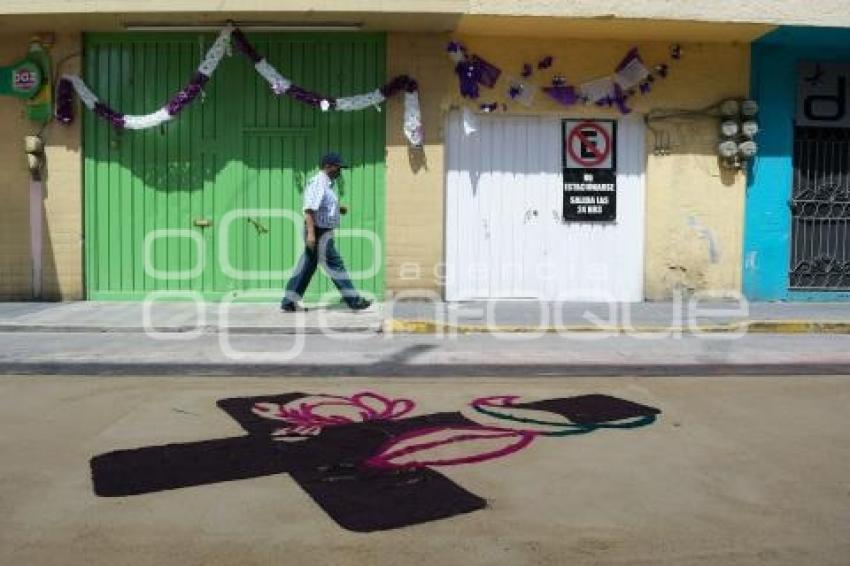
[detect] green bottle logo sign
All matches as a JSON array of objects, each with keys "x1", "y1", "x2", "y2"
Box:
[
  {"x1": 13, "y1": 62, "x2": 40, "y2": 95},
  {"x1": 1, "y1": 59, "x2": 42, "y2": 99}
]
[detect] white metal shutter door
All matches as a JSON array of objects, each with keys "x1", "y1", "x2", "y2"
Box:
[
  {"x1": 445, "y1": 113, "x2": 646, "y2": 301},
  {"x1": 445, "y1": 112, "x2": 553, "y2": 300}
]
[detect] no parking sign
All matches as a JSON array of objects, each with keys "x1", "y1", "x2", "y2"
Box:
[{"x1": 562, "y1": 120, "x2": 617, "y2": 222}]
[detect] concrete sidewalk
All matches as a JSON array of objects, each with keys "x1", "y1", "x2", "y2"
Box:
[
  {"x1": 0, "y1": 301, "x2": 383, "y2": 334},
  {"x1": 2, "y1": 300, "x2": 850, "y2": 334},
  {"x1": 388, "y1": 300, "x2": 850, "y2": 334}
]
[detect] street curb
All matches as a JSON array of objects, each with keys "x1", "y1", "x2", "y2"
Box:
[
  {"x1": 2, "y1": 319, "x2": 850, "y2": 335},
  {"x1": 385, "y1": 319, "x2": 850, "y2": 335},
  {"x1": 4, "y1": 361, "x2": 850, "y2": 377}
]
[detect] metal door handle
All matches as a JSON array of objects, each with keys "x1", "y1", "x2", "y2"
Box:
[{"x1": 193, "y1": 218, "x2": 212, "y2": 227}]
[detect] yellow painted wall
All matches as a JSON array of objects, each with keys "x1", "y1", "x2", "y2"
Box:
[
  {"x1": 0, "y1": 33, "x2": 82, "y2": 300},
  {"x1": 2, "y1": 1, "x2": 848, "y2": 28},
  {"x1": 386, "y1": 33, "x2": 750, "y2": 299},
  {"x1": 0, "y1": 26, "x2": 749, "y2": 302}
]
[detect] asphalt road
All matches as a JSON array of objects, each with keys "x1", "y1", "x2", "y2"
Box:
[{"x1": 1, "y1": 374, "x2": 849, "y2": 566}]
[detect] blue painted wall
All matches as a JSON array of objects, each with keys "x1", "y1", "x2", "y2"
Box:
[{"x1": 744, "y1": 26, "x2": 850, "y2": 301}]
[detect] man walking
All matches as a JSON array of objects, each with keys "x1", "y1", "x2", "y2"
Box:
[{"x1": 281, "y1": 152, "x2": 372, "y2": 312}]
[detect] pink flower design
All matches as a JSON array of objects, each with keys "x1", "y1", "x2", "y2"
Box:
[
  {"x1": 365, "y1": 425, "x2": 536, "y2": 470},
  {"x1": 252, "y1": 391, "x2": 415, "y2": 440}
]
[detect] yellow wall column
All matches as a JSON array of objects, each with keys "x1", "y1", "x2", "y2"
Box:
[
  {"x1": 0, "y1": 32, "x2": 82, "y2": 300},
  {"x1": 386, "y1": 33, "x2": 451, "y2": 295}
]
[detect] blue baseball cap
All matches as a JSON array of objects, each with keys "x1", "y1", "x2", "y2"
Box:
[{"x1": 321, "y1": 152, "x2": 349, "y2": 168}]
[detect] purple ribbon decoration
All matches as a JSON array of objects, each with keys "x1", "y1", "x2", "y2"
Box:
[
  {"x1": 55, "y1": 78, "x2": 75, "y2": 124},
  {"x1": 456, "y1": 61, "x2": 483, "y2": 99},
  {"x1": 521, "y1": 63, "x2": 533, "y2": 78},
  {"x1": 615, "y1": 47, "x2": 642, "y2": 73},
  {"x1": 380, "y1": 75, "x2": 418, "y2": 97},
  {"x1": 94, "y1": 101, "x2": 126, "y2": 129},
  {"x1": 231, "y1": 30, "x2": 420, "y2": 110},
  {"x1": 446, "y1": 41, "x2": 467, "y2": 63},
  {"x1": 285, "y1": 85, "x2": 336, "y2": 109},
  {"x1": 231, "y1": 28, "x2": 262, "y2": 64},
  {"x1": 61, "y1": 25, "x2": 422, "y2": 136},
  {"x1": 612, "y1": 83, "x2": 632, "y2": 114},
  {"x1": 542, "y1": 85, "x2": 579, "y2": 107},
  {"x1": 537, "y1": 56, "x2": 554, "y2": 70},
  {"x1": 472, "y1": 55, "x2": 501, "y2": 88},
  {"x1": 166, "y1": 72, "x2": 210, "y2": 116},
  {"x1": 593, "y1": 84, "x2": 631, "y2": 113},
  {"x1": 445, "y1": 42, "x2": 500, "y2": 99}
]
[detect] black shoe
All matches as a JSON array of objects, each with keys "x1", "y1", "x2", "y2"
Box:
[
  {"x1": 281, "y1": 303, "x2": 308, "y2": 313},
  {"x1": 348, "y1": 298, "x2": 372, "y2": 311}
]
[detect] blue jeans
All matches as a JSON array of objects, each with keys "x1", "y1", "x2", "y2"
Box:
[{"x1": 282, "y1": 228, "x2": 361, "y2": 307}]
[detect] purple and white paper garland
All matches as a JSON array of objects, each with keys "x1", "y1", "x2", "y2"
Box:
[
  {"x1": 444, "y1": 40, "x2": 682, "y2": 116},
  {"x1": 446, "y1": 42, "x2": 502, "y2": 100},
  {"x1": 56, "y1": 24, "x2": 424, "y2": 146},
  {"x1": 566, "y1": 45, "x2": 681, "y2": 113},
  {"x1": 56, "y1": 26, "x2": 232, "y2": 131},
  {"x1": 230, "y1": 28, "x2": 422, "y2": 143}
]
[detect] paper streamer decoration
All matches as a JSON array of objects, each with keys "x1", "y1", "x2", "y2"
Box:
[
  {"x1": 447, "y1": 42, "x2": 503, "y2": 100},
  {"x1": 614, "y1": 47, "x2": 650, "y2": 90},
  {"x1": 507, "y1": 76, "x2": 536, "y2": 107},
  {"x1": 444, "y1": 44, "x2": 682, "y2": 116},
  {"x1": 579, "y1": 76, "x2": 617, "y2": 104},
  {"x1": 462, "y1": 107, "x2": 479, "y2": 136},
  {"x1": 543, "y1": 85, "x2": 580, "y2": 107},
  {"x1": 56, "y1": 24, "x2": 424, "y2": 146},
  {"x1": 472, "y1": 55, "x2": 502, "y2": 88},
  {"x1": 537, "y1": 56, "x2": 554, "y2": 70}
]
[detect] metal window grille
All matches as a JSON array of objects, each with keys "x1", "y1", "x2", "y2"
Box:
[{"x1": 789, "y1": 126, "x2": 850, "y2": 290}]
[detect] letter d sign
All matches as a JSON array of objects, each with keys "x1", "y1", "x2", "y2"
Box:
[
  {"x1": 797, "y1": 62, "x2": 850, "y2": 128},
  {"x1": 805, "y1": 76, "x2": 846, "y2": 123}
]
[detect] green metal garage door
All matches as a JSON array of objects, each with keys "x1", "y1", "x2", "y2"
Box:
[{"x1": 83, "y1": 33, "x2": 386, "y2": 301}]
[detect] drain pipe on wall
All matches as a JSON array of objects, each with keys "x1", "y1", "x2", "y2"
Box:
[{"x1": 25, "y1": 135, "x2": 44, "y2": 299}]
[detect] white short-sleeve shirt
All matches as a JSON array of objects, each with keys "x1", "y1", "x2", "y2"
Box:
[{"x1": 302, "y1": 171, "x2": 340, "y2": 229}]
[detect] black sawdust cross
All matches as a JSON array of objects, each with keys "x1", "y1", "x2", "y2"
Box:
[{"x1": 91, "y1": 393, "x2": 660, "y2": 532}]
